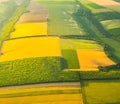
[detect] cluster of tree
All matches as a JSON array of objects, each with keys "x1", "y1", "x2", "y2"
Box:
[{"x1": 0, "y1": 57, "x2": 80, "y2": 87}]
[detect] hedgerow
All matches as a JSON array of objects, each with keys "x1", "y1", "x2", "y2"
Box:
[{"x1": 79, "y1": 71, "x2": 120, "y2": 80}]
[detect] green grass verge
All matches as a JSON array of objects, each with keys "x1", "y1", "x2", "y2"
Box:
[
  {"x1": 82, "y1": 80, "x2": 120, "y2": 104},
  {"x1": 62, "y1": 49, "x2": 79, "y2": 69}
]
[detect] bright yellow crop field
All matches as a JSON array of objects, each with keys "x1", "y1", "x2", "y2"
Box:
[
  {"x1": 0, "y1": 94, "x2": 83, "y2": 104},
  {"x1": 0, "y1": 37, "x2": 61, "y2": 62},
  {"x1": 77, "y1": 49, "x2": 116, "y2": 71},
  {"x1": 0, "y1": 82, "x2": 83, "y2": 104},
  {"x1": 11, "y1": 22, "x2": 47, "y2": 38}
]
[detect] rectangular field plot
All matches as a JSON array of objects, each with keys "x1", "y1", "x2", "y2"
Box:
[
  {"x1": 0, "y1": 82, "x2": 83, "y2": 104},
  {"x1": 60, "y1": 39, "x2": 103, "y2": 50},
  {"x1": 101, "y1": 20, "x2": 120, "y2": 30},
  {"x1": 0, "y1": 94, "x2": 83, "y2": 104},
  {"x1": 82, "y1": 80, "x2": 120, "y2": 104},
  {"x1": 17, "y1": 1, "x2": 48, "y2": 23},
  {"x1": 11, "y1": 22, "x2": 47, "y2": 38},
  {"x1": 0, "y1": 37, "x2": 61, "y2": 62},
  {"x1": 77, "y1": 49, "x2": 116, "y2": 71},
  {"x1": 36, "y1": 0, "x2": 81, "y2": 35},
  {"x1": 89, "y1": 0, "x2": 120, "y2": 12},
  {"x1": 62, "y1": 49, "x2": 79, "y2": 69}
]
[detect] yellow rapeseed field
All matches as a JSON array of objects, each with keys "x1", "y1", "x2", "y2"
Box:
[
  {"x1": 11, "y1": 22, "x2": 47, "y2": 38},
  {"x1": 0, "y1": 94, "x2": 83, "y2": 104},
  {"x1": 0, "y1": 37, "x2": 61, "y2": 62},
  {"x1": 0, "y1": 82, "x2": 83, "y2": 104},
  {"x1": 77, "y1": 49, "x2": 116, "y2": 71}
]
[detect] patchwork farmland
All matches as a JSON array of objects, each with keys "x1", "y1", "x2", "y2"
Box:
[{"x1": 0, "y1": 0, "x2": 120, "y2": 104}]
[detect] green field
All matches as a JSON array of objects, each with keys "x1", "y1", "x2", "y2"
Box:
[
  {"x1": 62, "y1": 49, "x2": 79, "y2": 69},
  {"x1": 60, "y1": 39, "x2": 102, "y2": 50},
  {"x1": 0, "y1": 0, "x2": 17, "y2": 29},
  {"x1": 109, "y1": 28, "x2": 120, "y2": 36},
  {"x1": 82, "y1": 80, "x2": 120, "y2": 104},
  {"x1": 36, "y1": 0, "x2": 84, "y2": 35},
  {"x1": 79, "y1": 0, "x2": 111, "y2": 13},
  {"x1": 100, "y1": 20, "x2": 120, "y2": 36},
  {"x1": 94, "y1": 12, "x2": 120, "y2": 21},
  {"x1": 101, "y1": 20, "x2": 120, "y2": 30},
  {"x1": 113, "y1": 0, "x2": 120, "y2": 2}
]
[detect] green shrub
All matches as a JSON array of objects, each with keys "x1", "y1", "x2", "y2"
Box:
[
  {"x1": 79, "y1": 71, "x2": 120, "y2": 80},
  {"x1": 0, "y1": 57, "x2": 80, "y2": 87},
  {"x1": 99, "y1": 63, "x2": 120, "y2": 72}
]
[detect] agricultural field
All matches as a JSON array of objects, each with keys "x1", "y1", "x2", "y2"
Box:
[
  {"x1": 11, "y1": 22, "x2": 47, "y2": 38},
  {"x1": 114, "y1": 0, "x2": 120, "y2": 2},
  {"x1": 82, "y1": 80, "x2": 120, "y2": 104},
  {"x1": 101, "y1": 19, "x2": 120, "y2": 35},
  {"x1": 60, "y1": 39, "x2": 115, "y2": 71},
  {"x1": 60, "y1": 39, "x2": 103, "y2": 50},
  {"x1": 17, "y1": 0, "x2": 48, "y2": 23},
  {"x1": 0, "y1": 82, "x2": 83, "y2": 104},
  {"x1": 0, "y1": 37, "x2": 61, "y2": 62},
  {"x1": 89, "y1": 0, "x2": 120, "y2": 12},
  {"x1": 79, "y1": 0, "x2": 111, "y2": 13},
  {"x1": 36, "y1": 0, "x2": 84, "y2": 35},
  {"x1": 0, "y1": 0, "x2": 120, "y2": 104},
  {"x1": 77, "y1": 0, "x2": 120, "y2": 60},
  {"x1": 77, "y1": 49, "x2": 115, "y2": 71},
  {"x1": 62, "y1": 49, "x2": 80, "y2": 69},
  {"x1": 0, "y1": 0, "x2": 17, "y2": 29}
]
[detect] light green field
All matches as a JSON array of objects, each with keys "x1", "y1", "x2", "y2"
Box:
[
  {"x1": 79, "y1": 0, "x2": 111, "y2": 13},
  {"x1": 36, "y1": 0, "x2": 83, "y2": 35},
  {"x1": 60, "y1": 39, "x2": 103, "y2": 50},
  {"x1": 105, "y1": 5, "x2": 120, "y2": 13},
  {"x1": 82, "y1": 80, "x2": 120, "y2": 104},
  {"x1": 101, "y1": 19, "x2": 120, "y2": 30}
]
